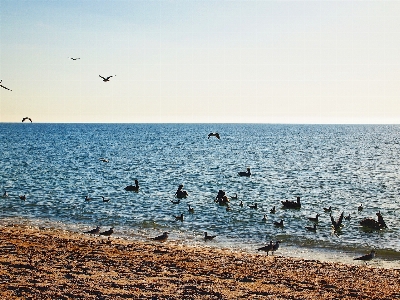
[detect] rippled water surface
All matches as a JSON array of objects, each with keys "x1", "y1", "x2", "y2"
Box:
[{"x1": 1, "y1": 123, "x2": 399, "y2": 268}]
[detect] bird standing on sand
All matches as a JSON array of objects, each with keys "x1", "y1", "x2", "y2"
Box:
[
  {"x1": 272, "y1": 241, "x2": 281, "y2": 255},
  {"x1": 22, "y1": 117, "x2": 32, "y2": 123},
  {"x1": 99, "y1": 75, "x2": 115, "y2": 82},
  {"x1": 354, "y1": 250, "x2": 375, "y2": 264},
  {"x1": 204, "y1": 232, "x2": 216, "y2": 241},
  {"x1": 153, "y1": 232, "x2": 169, "y2": 241},
  {"x1": 257, "y1": 240, "x2": 273, "y2": 255},
  {"x1": 208, "y1": 132, "x2": 220, "y2": 139},
  {"x1": 0, "y1": 80, "x2": 12, "y2": 91},
  {"x1": 99, "y1": 227, "x2": 114, "y2": 236},
  {"x1": 84, "y1": 226, "x2": 100, "y2": 234}
]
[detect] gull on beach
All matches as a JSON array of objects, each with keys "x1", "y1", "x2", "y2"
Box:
[
  {"x1": 99, "y1": 227, "x2": 114, "y2": 236},
  {"x1": 99, "y1": 75, "x2": 115, "y2": 82},
  {"x1": 0, "y1": 80, "x2": 12, "y2": 91},
  {"x1": 354, "y1": 250, "x2": 375, "y2": 265},
  {"x1": 84, "y1": 226, "x2": 100, "y2": 234},
  {"x1": 22, "y1": 117, "x2": 32, "y2": 123},
  {"x1": 257, "y1": 240, "x2": 273, "y2": 255},
  {"x1": 152, "y1": 232, "x2": 169, "y2": 241},
  {"x1": 204, "y1": 232, "x2": 216, "y2": 241},
  {"x1": 208, "y1": 132, "x2": 220, "y2": 139}
]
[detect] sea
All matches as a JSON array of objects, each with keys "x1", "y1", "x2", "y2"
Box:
[{"x1": 1, "y1": 123, "x2": 399, "y2": 268}]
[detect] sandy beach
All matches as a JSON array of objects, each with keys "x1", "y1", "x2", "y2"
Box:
[{"x1": 0, "y1": 225, "x2": 398, "y2": 299}]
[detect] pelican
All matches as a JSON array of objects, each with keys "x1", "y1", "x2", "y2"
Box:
[
  {"x1": 153, "y1": 232, "x2": 168, "y2": 241},
  {"x1": 204, "y1": 232, "x2": 216, "y2": 241},
  {"x1": 22, "y1": 117, "x2": 32, "y2": 123},
  {"x1": 354, "y1": 250, "x2": 375, "y2": 265},
  {"x1": 99, "y1": 75, "x2": 115, "y2": 82},
  {"x1": 208, "y1": 132, "x2": 220, "y2": 139},
  {"x1": 0, "y1": 80, "x2": 12, "y2": 91}
]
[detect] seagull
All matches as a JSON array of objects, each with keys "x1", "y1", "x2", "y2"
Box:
[
  {"x1": 19, "y1": 195, "x2": 26, "y2": 201},
  {"x1": 354, "y1": 250, "x2": 375, "y2": 265},
  {"x1": 257, "y1": 240, "x2": 273, "y2": 255},
  {"x1": 274, "y1": 219, "x2": 284, "y2": 227},
  {"x1": 204, "y1": 232, "x2": 217, "y2": 241},
  {"x1": 272, "y1": 241, "x2": 281, "y2": 255},
  {"x1": 99, "y1": 75, "x2": 115, "y2": 82},
  {"x1": 84, "y1": 226, "x2": 100, "y2": 234},
  {"x1": 69, "y1": 57, "x2": 80, "y2": 60},
  {"x1": 208, "y1": 132, "x2": 220, "y2": 139},
  {"x1": 174, "y1": 213, "x2": 184, "y2": 222},
  {"x1": 101, "y1": 196, "x2": 110, "y2": 202},
  {"x1": 22, "y1": 117, "x2": 32, "y2": 123},
  {"x1": 152, "y1": 232, "x2": 169, "y2": 241},
  {"x1": 270, "y1": 206, "x2": 276, "y2": 214},
  {"x1": 0, "y1": 80, "x2": 12, "y2": 91},
  {"x1": 306, "y1": 224, "x2": 317, "y2": 232},
  {"x1": 99, "y1": 227, "x2": 114, "y2": 236},
  {"x1": 308, "y1": 214, "x2": 320, "y2": 223}
]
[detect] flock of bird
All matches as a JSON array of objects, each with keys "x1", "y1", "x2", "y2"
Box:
[{"x1": 1, "y1": 128, "x2": 382, "y2": 264}]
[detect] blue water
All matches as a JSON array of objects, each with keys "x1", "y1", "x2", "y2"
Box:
[{"x1": 1, "y1": 123, "x2": 399, "y2": 268}]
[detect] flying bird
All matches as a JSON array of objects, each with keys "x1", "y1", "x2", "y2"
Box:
[
  {"x1": 69, "y1": 57, "x2": 80, "y2": 60},
  {"x1": 208, "y1": 132, "x2": 220, "y2": 139},
  {"x1": 0, "y1": 80, "x2": 12, "y2": 91},
  {"x1": 22, "y1": 117, "x2": 32, "y2": 123},
  {"x1": 99, "y1": 75, "x2": 115, "y2": 82}
]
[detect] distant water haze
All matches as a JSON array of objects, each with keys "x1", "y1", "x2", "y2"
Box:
[{"x1": 0, "y1": 123, "x2": 399, "y2": 268}]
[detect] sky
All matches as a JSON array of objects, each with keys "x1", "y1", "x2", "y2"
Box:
[{"x1": 1, "y1": 0, "x2": 400, "y2": 124}]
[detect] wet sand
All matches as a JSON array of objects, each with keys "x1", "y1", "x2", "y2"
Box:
[{"x1": 0, "y1": 225, "x2": 399, "y2": 299}]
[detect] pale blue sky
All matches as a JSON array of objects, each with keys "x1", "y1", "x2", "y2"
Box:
[{"x1": 1, "y1": 0, "x2": 400, "y2": 123}]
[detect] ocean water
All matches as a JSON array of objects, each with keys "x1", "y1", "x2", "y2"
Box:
[{"x1": 1, "y1": 123, "x2": 399, "y2": 268}]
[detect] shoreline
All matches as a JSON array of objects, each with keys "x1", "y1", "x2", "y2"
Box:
[{"x1": 0, "y1": 224, "x2": 399, "y2": 299}]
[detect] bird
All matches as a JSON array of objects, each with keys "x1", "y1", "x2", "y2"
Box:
[
  {"x1": 238, "y1": 168, "x2": 251, "y2": 177},
  {"x1": 208, "y1": 132, "x2": 220, "y2": 139},
  {"x1": 331, "y1": 212, "x2": 344, "y2": 232},
  {"x1": 152, "y1": 232, "x2": 169, "y2": 241},
  {"x1": 248, "y1": 203, "x2": 258, "y2": 209},
  {"x1": 19, "y1": 195, "x2": 26, "y2": 201},
  {"x1": 187, "y1": 204, "x2": 194, "y2": 213},
  {"x1": 0, "y1": 80, "x2": 12, "y2": 91},
  {"x1": 281, "y1": 196, "x2": 301, "y2": 209},
  {"x1": 358, "y1": 204, "x2": 363, "y2": 212},
  {"x1": 239, "y1": 201, "x2": 244, "y2": 207},
  {"x1": 101, "y1": 196, "x2": 110, "y2": 202},
  {"x1": 231, "y1": 193, "x2": 238, "y2": 200},
  {"x1": 323, "y1": 206, "x2": 332, "y2": 213},
  {"x1": 174, "y1": 213, "x2": 184, "y2": 221},
  {"x1": 270, "y1": 206, "x2": 276, "y2": 214},
  {"x1": 204, "y1": 232, "x2": 217, "y2": 241},
  {"x1": 308, "y1": 214, "x2": 320, "y2": 223},
  {"x1": 84, "y1": 195, "x2": 91, "y2": 201},
  {"x1": 124, "y1": 180, "x2": 139, "y2": 192},
  {"x1": 99, "y1": 158, "x2": 109, "y2": 163},
  {"x1": 354, "y1": 250, "x2": 375, "y2": 264},
  {"x1": 262, "y1": 215, "x2": 267, "y2": 222},
  {"x1": 306, "y1": 224, "x2": 317, "y2": 232},
  {"x1": 345, "y1": 214, "x2": 351, "y2": 221},
  {"x1": 272, "y1": 241, "x2": 281, "y2": 255},
  {"x1": 84, "y1": 226, "x2": 100, "y2": 234},
  {"x1": 257, "y1": 240, "x2": 273, "y2": 255},
  {"x1": 69, "y1": 57, "x2": 80, "y2": 60},
  {"x1": 274, "y1": 219, "x2": 284, "y2": 227},
  {"x1": 170, "y1": 199, "x2": 180, "y2": 204},
  {"x1": 22, "y1": 117, "x2": 32, "y2": 123},
  {"x1": 99, "y1": 227, "x2": 114, "y2": 236},
  {"x1": 2, "y1": 191, "x2": 8, "y2": 198},
  {"x1": 99, "y1": 75, "x2": 115, "y2": 82}
]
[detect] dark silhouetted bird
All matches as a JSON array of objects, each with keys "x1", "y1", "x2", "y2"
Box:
[
  {"x1": 354, "y1": 250, "x2": 375, "y2": 264},
  {"x1": 22, "y1": 117, "x2": 32, "y2": 123},
  {"x1": 0, "y1": 80, "x2": 12, "y2": 91},
  {"x1": 99, "y1": 227, "x2": 114, "y2": 236},
  {"x1": 257, "y1": 240, "x2": 273, "y2": 255},
  {"x1": 152, "y1": 232, "x2": 169, "y2": 241},
  {"x1": 204, "y1": 232, "x2": 216, "y2": 241},
  {"x1": 84, "y1": 226, "x2": 100, "y2": 234},
  {"x1": 208, "y1": 132, "x2": 220, "y2": 139},
  {"x1": 99, "y1": 75, "x2": 115, "y2": 82}
]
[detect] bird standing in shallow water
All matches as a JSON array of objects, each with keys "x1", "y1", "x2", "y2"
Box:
[{"x1": 354, "y1": 250, "x2": 375, "y2": 265}]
